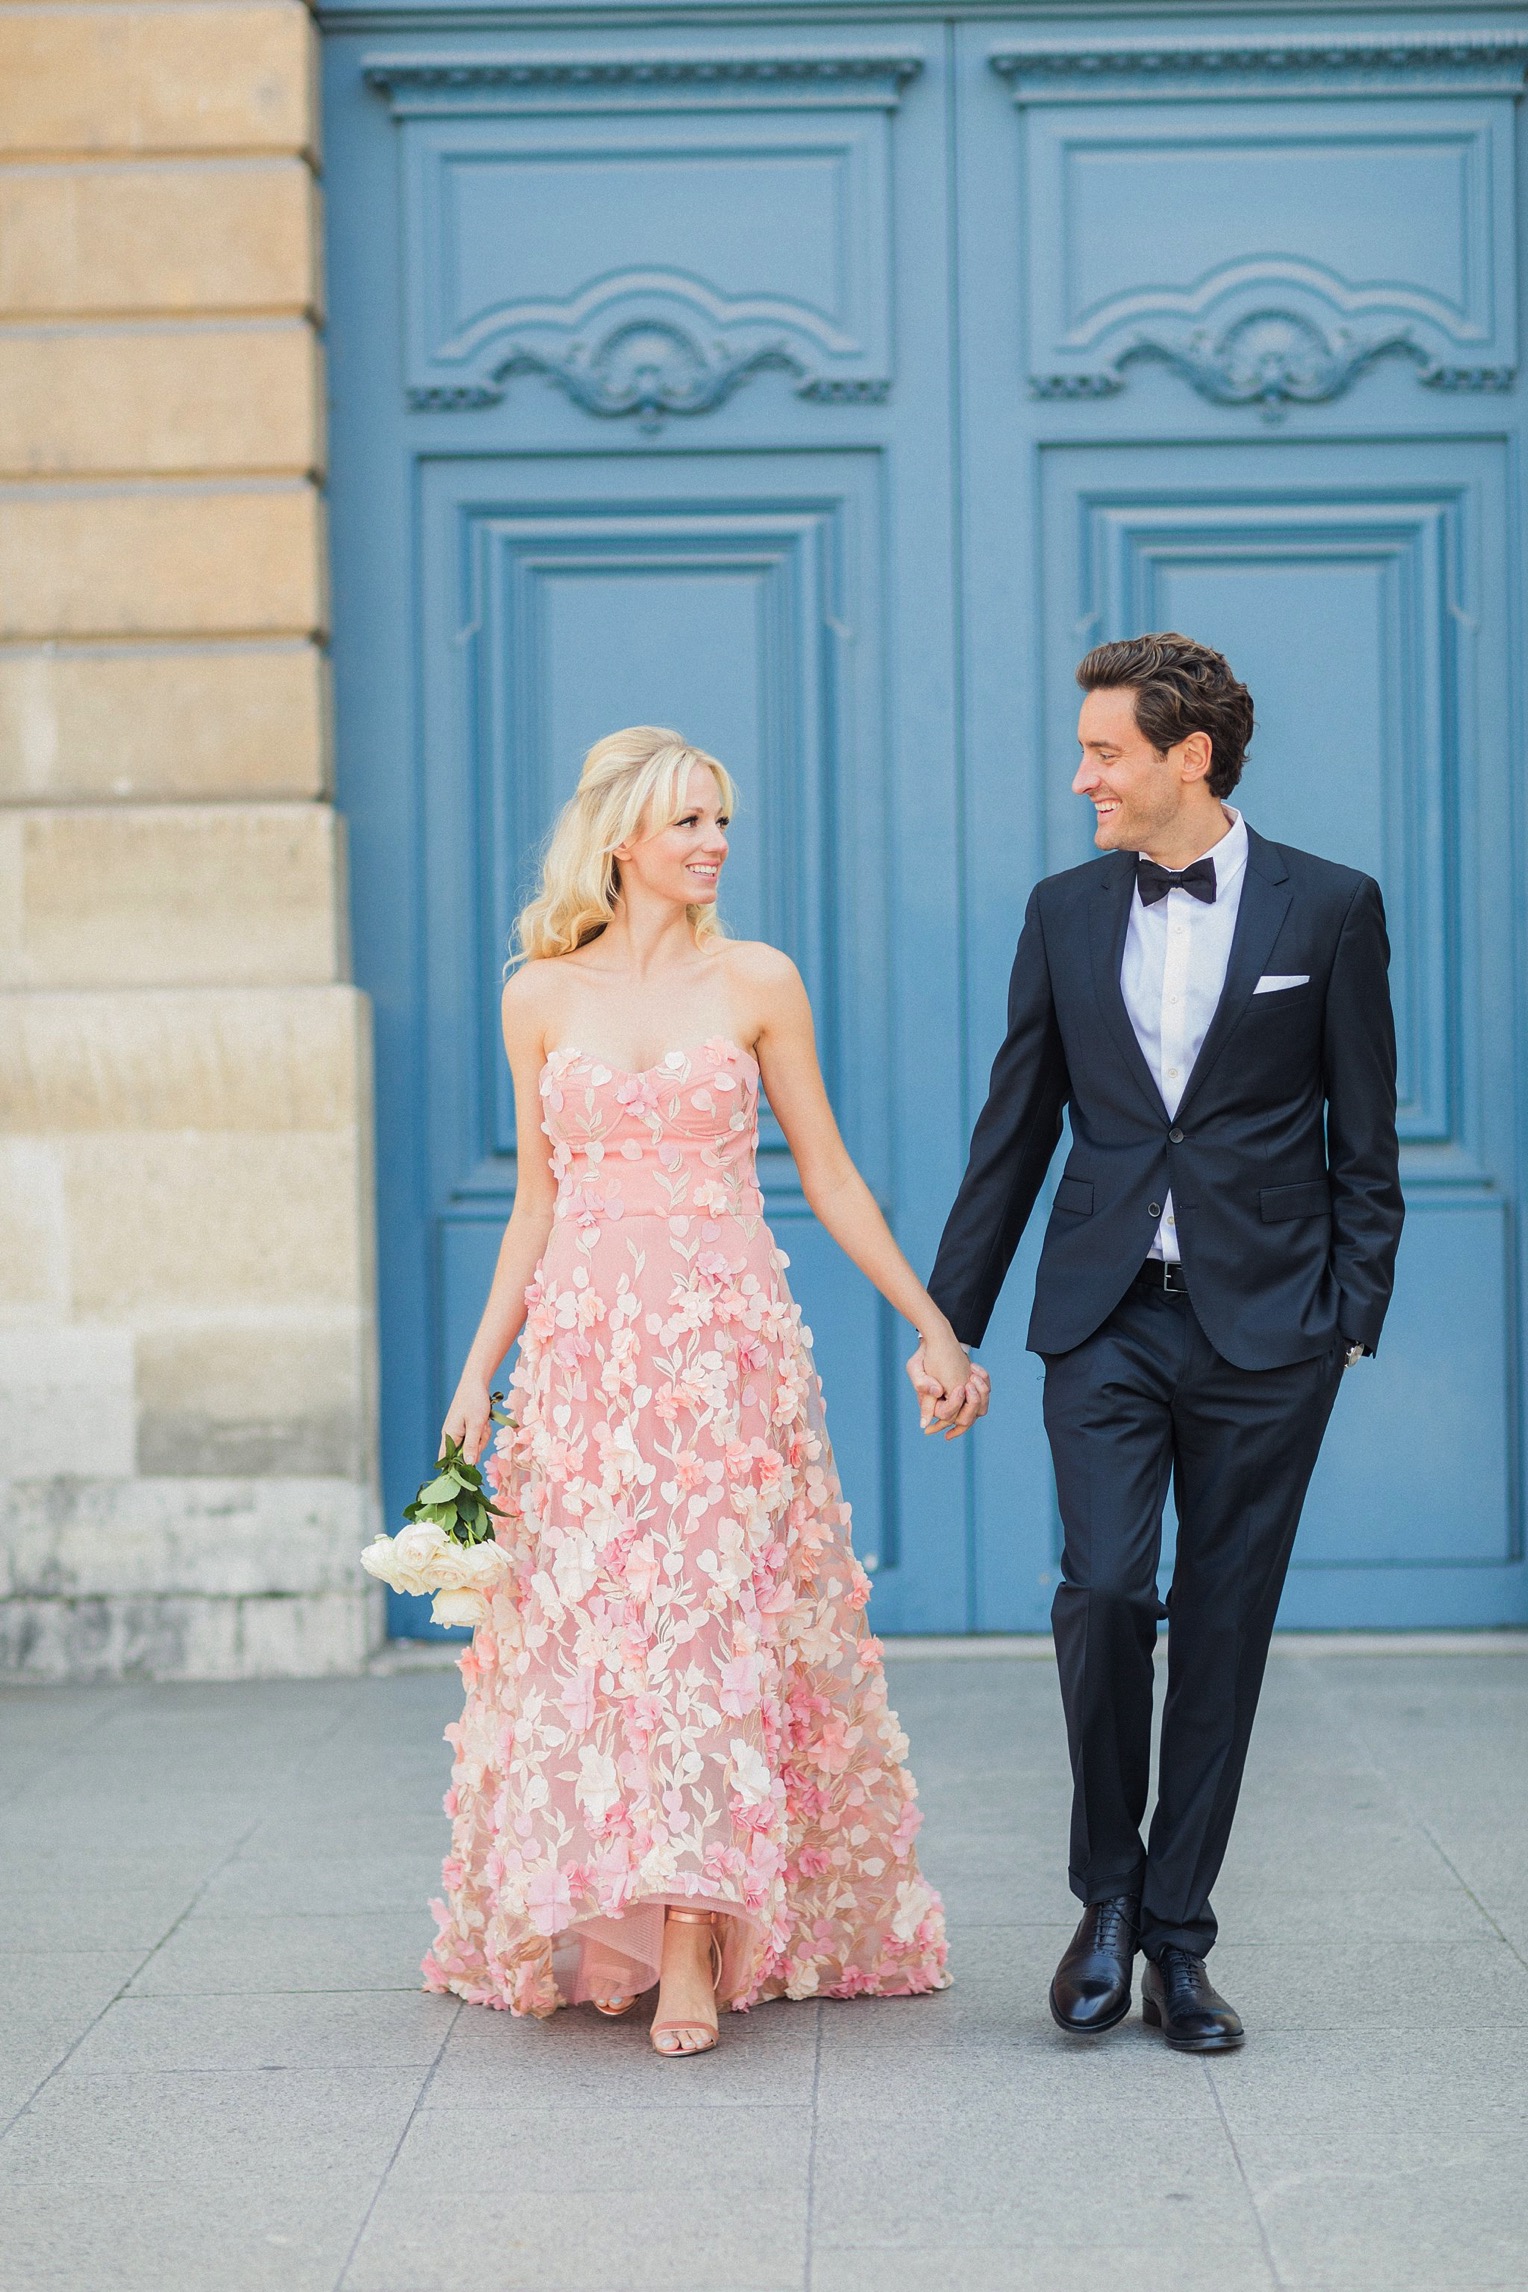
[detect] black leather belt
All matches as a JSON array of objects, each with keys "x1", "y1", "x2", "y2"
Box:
[{"x1": 1136, "y1": 1257, "x2": 1190, "y2": 1296}]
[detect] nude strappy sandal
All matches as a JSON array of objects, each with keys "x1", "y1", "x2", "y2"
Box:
[{"x1": 650, "y1": 1907, "x2": 723, "y2": 2057}]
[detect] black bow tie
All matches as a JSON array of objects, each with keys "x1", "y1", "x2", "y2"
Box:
[{"x1": 1136, "y1": 856, "x2": 1217, "y2": 907}]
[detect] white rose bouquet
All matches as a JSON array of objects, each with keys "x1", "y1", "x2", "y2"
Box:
[{"x1": 361, "y1": 1409, "x2": 515, "y2": 1628}]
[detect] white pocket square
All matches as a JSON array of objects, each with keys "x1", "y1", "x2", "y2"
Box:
[{"x1": 1254, "y1": 974, "x2": 1310, "y2": 994}]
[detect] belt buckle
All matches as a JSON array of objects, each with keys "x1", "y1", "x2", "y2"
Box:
[{"x1": 1161, "y1": 1260, "x2": 1187, "y2": 1295}]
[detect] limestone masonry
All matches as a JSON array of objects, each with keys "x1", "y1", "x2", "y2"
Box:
[{"x1": 0, "y1": 0, "x2": 383, "y2": 1677}]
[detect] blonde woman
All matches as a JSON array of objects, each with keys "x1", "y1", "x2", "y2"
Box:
[{"x1": 428, "y1": 728, "x2": 981, "y2": 2054}]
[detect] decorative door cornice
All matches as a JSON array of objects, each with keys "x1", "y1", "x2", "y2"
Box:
[
  {"x1": 366, "y1": 49, "x2": 924, "y2": 111},
  {"x1": 990, "y1": 31, "x2": 1528, "y2": 101}
]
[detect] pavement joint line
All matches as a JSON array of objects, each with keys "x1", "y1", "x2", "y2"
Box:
[
  {"x1": 332, "y1": 1998, "x2": 463, "y2": 2292},
  {"x1": 1203, "y1": 2058, "x2": 1287, "y2": 2291},
  {"x1": 803, "y1": 1998, "x2": 823, "y2": 2292},
  {"x1": 879, "y1": 1632, "x2": 1528, "y2": 1659},
  {"x1": 116, "y1": 1984, "x2": 431, "y2": 1997},
  {"x1": 369, "y1": 1628, "x2": 1528, "y2": 1677}
]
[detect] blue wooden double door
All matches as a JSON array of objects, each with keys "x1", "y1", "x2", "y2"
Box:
[{"x1": 323, "y1": 10, "x2": 1528, "y2": 1633}]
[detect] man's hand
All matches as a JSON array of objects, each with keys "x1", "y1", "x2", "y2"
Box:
[{"x1": 905, "y1": 1338, "x2": 991, "y2": 1440}]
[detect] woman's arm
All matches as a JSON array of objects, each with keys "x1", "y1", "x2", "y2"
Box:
[
  {"x1": 440, "y1": 970, "x2": 560, "y2": 1462},
  {"x1": 744, "y1": 947, "x2": 987, "y2": 1439}
]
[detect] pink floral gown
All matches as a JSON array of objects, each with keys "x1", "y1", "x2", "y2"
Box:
[{"x1": 424, "y1": 1036, "x2": 950, "y2": 2016}]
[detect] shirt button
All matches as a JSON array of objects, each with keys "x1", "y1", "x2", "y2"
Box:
[
  {"x1": 1149, "y1": 1203, "x2": 1162, "y2": 1218},
  {"x1": 1169, "y1": 1127, "x2": 1184, "y2": 1143}
]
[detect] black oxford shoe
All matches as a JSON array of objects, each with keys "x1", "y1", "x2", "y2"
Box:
[
  {"x1": 1141, "y1": 1946, "x2": 1245, "y2": 2052},
  {"x1": 1049, "y1": 1895, "x2": 1140, "y2": 2035}
]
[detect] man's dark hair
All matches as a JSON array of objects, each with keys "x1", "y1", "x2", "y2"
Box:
[{"x1": 1076, "y1": 632, "x2": 1254, "y2": 799}]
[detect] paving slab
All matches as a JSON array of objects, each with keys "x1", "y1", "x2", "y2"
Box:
[
  {"x1": 1207, "y1": 2028, "x2": 1528, "y2": 2290},
  {"x1": 345, "y1": 2102, "x2": 813, "y2": 2292},
  {"x1": 125, "y1": 1910, "x2": 432, "y2": 1996},
  {"x1": 1207, "y1": 1937, "x2": 1528, "y2": 2030},
  {"x1": 1204, "y1": 1883, "x2": 1499, "y2": 1945},
  {"x1": 812, "y1": 2246, "x2": 1279, "y2": 2292},
  {"x1": 194, "y1": 1851, "x2": 444, "y2": 1920},
  {"x1": 60, "y1": 1990, "x2": 459, "y2": 2076}
]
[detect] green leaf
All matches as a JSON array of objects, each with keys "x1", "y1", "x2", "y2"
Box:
[{"x1": 417, "y1": 1473, "x2": 458, "y2": 1505}]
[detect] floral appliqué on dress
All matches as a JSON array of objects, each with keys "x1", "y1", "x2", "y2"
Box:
[{"x1": 424, "y1": 1038, "x2": 950, "y2": 2015}]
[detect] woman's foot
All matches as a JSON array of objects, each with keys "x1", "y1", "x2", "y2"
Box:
[
  {"x1": 592, "y1": 1992, "x2": 637, "y2": 2018},
  {"x1": 650, "y1": 1909, "x2": 722, "y2": 2056}
]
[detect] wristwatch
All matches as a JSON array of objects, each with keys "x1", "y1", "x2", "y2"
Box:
[{"x1": 1344, "y1": 1342, "x2": 1366, "y2": 1369}]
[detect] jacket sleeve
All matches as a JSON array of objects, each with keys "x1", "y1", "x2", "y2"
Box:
[
  {"x1": 1323, "y1": 874, "x2": 1405, "y2": 1352},
  {"x1": 927, "y1": 887, "x2": 1069, "y2": 1347}
]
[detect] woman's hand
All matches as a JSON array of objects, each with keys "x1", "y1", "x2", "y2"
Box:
[
  {"x1": 442, "y1": 1376, "x2": 494, "y2": 1466},
  {"x1": 907, "y1": 1325, "x2": 991, "y2": 1440}
]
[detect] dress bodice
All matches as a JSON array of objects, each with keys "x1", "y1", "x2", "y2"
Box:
[{"x1": 539, "y1": 1036, "x2": 765, "y2": 1232}]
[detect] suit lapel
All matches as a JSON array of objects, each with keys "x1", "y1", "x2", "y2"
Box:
[
  {"x1": 1174, "y1": 828, "x2": 1292, "y2": 1122},
  {"x1": 1089, "y1": 853, "x2": 1171, "y2": 1120}
]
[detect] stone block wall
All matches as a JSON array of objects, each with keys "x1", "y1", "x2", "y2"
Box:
[{"x1": 0, "y1": 0, "x2": 384, "y2": 1677}]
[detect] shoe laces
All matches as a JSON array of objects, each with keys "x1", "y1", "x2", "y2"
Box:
[
  {"x1": 1160, "y1": 1945, "x2": 1209, "y2": 1995},
  {"x1": 1093, "y1": 1897, "x2": 1138, "y2": 1951}
]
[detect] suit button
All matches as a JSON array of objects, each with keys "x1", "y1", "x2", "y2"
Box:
[
  {"x1": 1148, "y1": 1203, "x2": 1162, "y2": 1218},
  {"x1": 1168, "y1": 1126, "x2": 1184, "y2": 1143}
]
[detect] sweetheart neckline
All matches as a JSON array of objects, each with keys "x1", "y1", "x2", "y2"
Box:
[{"x1": 542, "y1": 1037, "x2": 759, "y2": 1083}]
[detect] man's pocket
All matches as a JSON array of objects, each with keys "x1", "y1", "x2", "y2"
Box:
[{"x1": 1259, "y1": 1180, "x2": 1330, "y2": 1222}]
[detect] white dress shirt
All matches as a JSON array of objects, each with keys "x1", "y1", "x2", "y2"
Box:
[{"x1": 1120, "y1": 806, "x2": 1248, "y2": 1262}]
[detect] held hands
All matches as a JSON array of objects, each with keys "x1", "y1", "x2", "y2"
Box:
[
  {"x1": 905, "y1": 1324, "x2": 992, "y2": 1441},
  {"x1": 451, "y1": 1332, "x2": 992, "y2": 1458}
]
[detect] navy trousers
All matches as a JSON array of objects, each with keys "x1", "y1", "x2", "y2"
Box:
[{"x1": 1043, "y1": 1279, "x2": 1346, "y2": 1958}]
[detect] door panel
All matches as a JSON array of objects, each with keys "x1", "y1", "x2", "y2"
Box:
[
  {"x1": 324, "y1": 25, "x2": 968, "y2": 1637},
  {"x1": 418, "y1": 452, "x2": 896, "y2": 1606},
  {"x1": 1037, "y1": 440, "x2": 1517, "y2": 1611},
  {"x1": 957, "y1": 23, "x2": 1528, "y2": 1628}
]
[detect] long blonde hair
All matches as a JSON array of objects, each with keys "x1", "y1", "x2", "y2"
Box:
[{"x1": 512, "y1": 726, "x2": 738, "y2": 963}]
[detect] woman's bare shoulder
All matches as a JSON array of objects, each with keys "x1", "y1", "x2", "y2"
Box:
[
  {"x1": 718, "y1": 937, "x2": 804, "y2": 995},
  {"x1": 501, "y1": 958, "x2": 563, "y2": 1050}
]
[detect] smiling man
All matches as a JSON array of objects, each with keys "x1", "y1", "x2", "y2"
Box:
[{"x1": 921, "y1": 631, "x2": 1405, "y2": 2051}]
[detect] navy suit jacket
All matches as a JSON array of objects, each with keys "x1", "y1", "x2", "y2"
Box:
[{"x1": 928, "y1": 827, "x2": 1405, "y2": 1371}]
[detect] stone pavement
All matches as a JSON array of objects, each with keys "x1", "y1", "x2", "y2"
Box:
[{"x1": 1, "y1": 1645, "x2": 1525, "y2": 2292}]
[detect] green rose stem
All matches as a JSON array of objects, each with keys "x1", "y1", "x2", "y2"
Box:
[{"x1": 401, "y1": 1396, "x2": 513, "y2": 1547}]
